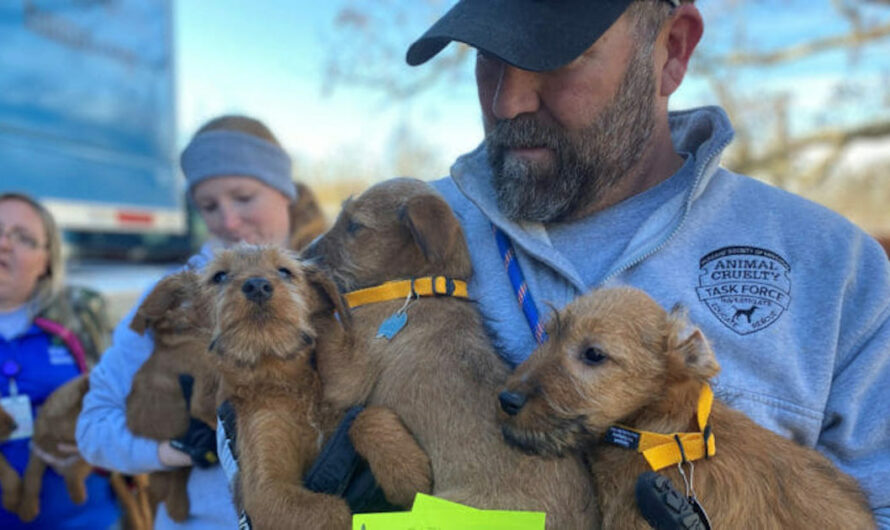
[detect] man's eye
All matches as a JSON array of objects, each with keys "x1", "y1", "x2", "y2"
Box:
[
  {"x1": 212, "y1": 271, "x2": 228, "y2": 284},
  {"x1": 235, "y1": 194, "x2": 255, "y2": 203}
]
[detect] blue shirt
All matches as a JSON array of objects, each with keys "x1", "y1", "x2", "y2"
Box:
[{"x1": 1, "y1": 323, "x2": 119, "y2": 530}]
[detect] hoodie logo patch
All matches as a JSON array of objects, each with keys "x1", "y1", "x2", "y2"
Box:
[{"x1": 697, "y1": 246, "x2": 791, "y2": 335}]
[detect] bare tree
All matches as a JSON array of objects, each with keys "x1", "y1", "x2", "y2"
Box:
[{"x1": 323, "y1": 0, "x2": 890, "y2": 232}]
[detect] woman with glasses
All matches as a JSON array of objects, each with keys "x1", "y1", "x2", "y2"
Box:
[{"x1": 0, "y1": 192, "x2": 120, "y2": 529}]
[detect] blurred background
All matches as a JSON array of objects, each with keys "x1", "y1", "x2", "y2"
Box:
[{"x1": 2, "y1": 0, "x2": 889, "y2": 319}]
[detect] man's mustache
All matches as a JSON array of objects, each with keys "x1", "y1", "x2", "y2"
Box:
[{"x1": 487, "y1": 116, "x2": 563, "y2": 151}]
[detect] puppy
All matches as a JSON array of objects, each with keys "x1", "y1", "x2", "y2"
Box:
[
  {"x1": 205, "y1": 245, "x2": 360, "y2": 529},
  {"x1": 17, "y1": 374, "x2": 94, "y2": 522},
  {"x1": 126, "y1": 269, "x2": 218, "y2": 521},
  {"x1": 499, "y1": 286, "x2": 875, "y2": 529},
  {"x1": 302, "y1": 178, "x2": 598, "y2": 529},
  {"x1": 0, "y1": 405, "x2": 22, "y2": 511}
]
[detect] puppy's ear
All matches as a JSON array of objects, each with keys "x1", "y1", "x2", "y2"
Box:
[
  {"x1": 666, "y1": 306, "x2": 719, "y2": 381},
  {"x1": 305, "y1": 265, "x2": 352, "y2": 331},
  {"x1": 399, "y1": 194, "x2": 462, "y2": 268},
  {"x1": 130, "y1": 271, "x2": 197, "y2": 335}
]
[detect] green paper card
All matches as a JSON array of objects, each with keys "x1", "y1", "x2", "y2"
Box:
[{"x1": 352, "y1": 494, "x2": 545, "y2": 530}]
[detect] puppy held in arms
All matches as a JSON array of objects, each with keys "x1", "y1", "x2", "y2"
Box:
[
  {"x1": 302, "y1": 178, "x2": 597, "y2": 529},
  {"x1": 205, "y1": 245, "x2": 353, "y2": 529},
  {"x1": 499, "y1": 287, "x2": 875, "y2": 529}
]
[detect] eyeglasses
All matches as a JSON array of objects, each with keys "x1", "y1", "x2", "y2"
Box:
[{"x1": 0, "y1": 224, "x2": 45, "y2": 251}]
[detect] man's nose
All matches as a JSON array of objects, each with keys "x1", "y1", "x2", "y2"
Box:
[{"x1": 492, "y1": 65, "x2": 541, "y2": 121}]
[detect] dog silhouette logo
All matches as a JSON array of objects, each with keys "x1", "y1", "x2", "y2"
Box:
[{"x1": 696, "y1": 246, "x2": 792, "y2": 335}]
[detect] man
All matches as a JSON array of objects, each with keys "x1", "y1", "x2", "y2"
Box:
[{"x1": 408, "y1": 0, "x2": 889, "y2": 525}]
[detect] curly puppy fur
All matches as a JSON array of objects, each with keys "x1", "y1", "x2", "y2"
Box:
[
  {"x1": 127, "y1": 269, "x2": 218, "y2": 521},
  {"x1": 17, "y1": 374, "x2": 93, "y2": 522},
  {"x1": 302, "y1": 178, "x2": 598, "y2": 529},
  {"x1": 0, "y1": 405, "x2": 22, "y2": 511},
  {"x1": 500, "y1": 286, "x2": 875, "y2": 529}
]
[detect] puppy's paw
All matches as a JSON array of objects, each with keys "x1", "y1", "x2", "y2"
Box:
[
  {"x1": 17, "y1": 496, "x2": 39, "y2": 523},
  {"x1": 350, "y1": 406, "x2": 432, "y2": 507},
  {"x1": 1, "y1": 478, "x2": 22, "y2": 512}
]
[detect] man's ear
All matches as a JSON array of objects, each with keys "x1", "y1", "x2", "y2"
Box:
[
  {"x1": 658, "y1": 3, "x2": 704, "y2": 97},
  {"x1": 398, "y1": 194, "x2": 462, "y2": 268}
]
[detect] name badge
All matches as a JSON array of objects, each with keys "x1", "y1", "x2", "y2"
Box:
[
  {"x1": 0, "y1": 394, "x2": 34, "y2": 440},
  {"x1": 48, "y1": 345, "x2": 74, "y2": 365}
]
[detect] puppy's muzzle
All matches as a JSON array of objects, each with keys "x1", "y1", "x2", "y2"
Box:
[
  {"x1": 242, "y1": 277, "x2": 274, "y2": 304},
  {"x1": 499, "y1": 390, "x2": 527, "y2": 416}
]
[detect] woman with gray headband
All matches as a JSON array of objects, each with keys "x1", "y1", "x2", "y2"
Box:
[{"x1": 76, "y1": 115, "x2": 318, "y2": 529}]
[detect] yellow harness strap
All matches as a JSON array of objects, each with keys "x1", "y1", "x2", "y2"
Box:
[
  {"x1": 604, "y1": 383, "x2": 716, "y2": 471},
  {"x1": 344, "y1": 276, "x2": 469, "y2": 309}
]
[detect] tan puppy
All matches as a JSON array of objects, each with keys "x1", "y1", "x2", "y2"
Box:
[
  {"x1": 500, "y1": 286, "x2": 875, "y2": 529},
  {"x1": 17, "y1": 374, "x2": 93, "y2": 522},
  {"x1": 127, "y1": 269, "x2": 218, "y2": 521},
  {"x1": 0, "y1": 405, "x2": 22, "y2": 511},
  {"x1": 303, "y1": 178, "x2": 598, "y2": 529},
  {"x1": 206, "y1": 245, "x2": 430, "y2": 529}
]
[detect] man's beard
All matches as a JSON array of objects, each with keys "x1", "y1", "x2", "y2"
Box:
[{"x1": 486, "y1": 43, "x2": 657, "y2": 223}]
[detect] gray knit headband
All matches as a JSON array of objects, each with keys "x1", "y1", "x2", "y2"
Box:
[{"x1": 180, "y1": 130, "x2": 297, "y2": 201}]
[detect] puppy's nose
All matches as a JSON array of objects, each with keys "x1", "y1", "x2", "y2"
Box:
[
  {"x1": 499, "y1": 390, "x2": 527, "y2": 416},
  {"x1": 242, "y1": 277, "x2": 273, "y2": 303}
]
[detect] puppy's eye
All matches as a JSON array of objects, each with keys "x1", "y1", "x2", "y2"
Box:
[
  {"x1": 346, "y1": 219, "x2": 363, "y2": 235},
  {"x1": 278, "y1": 267, "x2": 293, "y2": 279},
  {"x1": 581, "y1": 347, "x2": 607, "y2": 366},
  {"x1": 211, "y1": 271, "x2": 228, "y2": 284}
]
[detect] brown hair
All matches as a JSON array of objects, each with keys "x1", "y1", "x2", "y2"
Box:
[{"x1": 0, "y1": 192, "x2": 64, "y2": 314}]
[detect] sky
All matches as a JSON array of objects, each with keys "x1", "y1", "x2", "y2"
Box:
[
  {"x1": 174, "y1": 0, "x2": 483, "y2": 180},
  {"x1": 174, "y1": 1, "x2": 890, "y2": 182}
]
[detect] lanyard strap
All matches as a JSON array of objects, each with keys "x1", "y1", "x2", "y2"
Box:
[
  {"x1": 33, "y1": 317, "x2": 89, "y2": 374},
  {"x1": 491, "y1": 224, "x2": 548, "y2": 345}
]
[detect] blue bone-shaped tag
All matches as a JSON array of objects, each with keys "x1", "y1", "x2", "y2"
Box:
[{"x1": 376, "y1": 312, "x2": 407, "y2": 340}]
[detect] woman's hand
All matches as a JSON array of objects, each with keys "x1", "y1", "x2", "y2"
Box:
[
  {"x1": 158, "y1": 440, "x2": 193, "y2": 467},
  {"x1": 30, "y1": 441, "x2": 82, "y2": 474}
]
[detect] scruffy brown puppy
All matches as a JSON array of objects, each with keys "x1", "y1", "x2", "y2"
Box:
[
  {"x1": 0, "y1": 405, "x2": 22, "y2": 511},
  {"x1": 17, "y1": 374, "x2": 94, "y2": 522},
  {"x1": 500, "y1": 286, "x2": 875, "y2": 529},
  {"x1": 206, "y1": 245, "x2": 426, "y2": 529},
  {"x1": 303, "y1": 178, "x2": 598, "y2": 529},
  {"x1": 126, "y1": 269, "x2": 218, "y2": 521}
]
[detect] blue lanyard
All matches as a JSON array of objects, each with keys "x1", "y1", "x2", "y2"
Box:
[{"x1": 491, "y1": 224, "x2": 548, "y2": 345}]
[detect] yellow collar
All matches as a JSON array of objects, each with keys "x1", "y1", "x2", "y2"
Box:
[
  {"x1": 604, "y1": 383, "x2": 716, "y2": 471},
  {"x1": 343, "y1": 276, "x2": 469, "y2": 309}
]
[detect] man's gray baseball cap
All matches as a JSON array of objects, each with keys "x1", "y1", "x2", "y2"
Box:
[{"x1": 406, "y1": 0, "x2": 648, "y2": 72}]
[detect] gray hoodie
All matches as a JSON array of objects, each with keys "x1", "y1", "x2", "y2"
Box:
[{"x1": 434, "y1": 106, "x2": 890, "y2": 527}]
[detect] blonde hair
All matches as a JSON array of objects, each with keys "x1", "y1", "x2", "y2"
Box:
[{"x1": 0, "y1": 192, "x2": 64, "y2": 315}]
